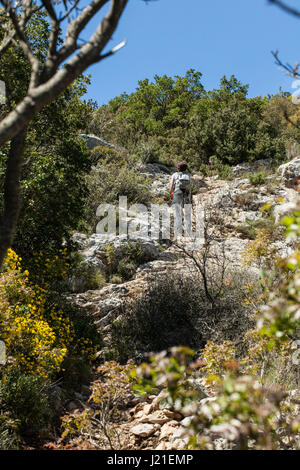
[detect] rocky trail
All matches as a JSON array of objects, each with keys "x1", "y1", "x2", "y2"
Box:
[
  {"x1": 70, "y1": 157, "x2": 299, "y2": 344},
  {"x1": 61, "y1": 155, "x2": 299, "y2": 450}
]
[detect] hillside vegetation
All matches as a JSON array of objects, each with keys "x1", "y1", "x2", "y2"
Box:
[
  {"x1": 0, "y1": 14, "x2": 299, "y2": 449},
  {"x1": 87, "y1": 70, "x2": 299, "y2": 170}
]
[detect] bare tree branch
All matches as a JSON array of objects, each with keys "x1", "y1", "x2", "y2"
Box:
[
  {"x1": 0, "y1": 25, "x2": 16, "y2": 55},
  {"x1": 40, "y1": 0, "x2": 110, "y2": 82},
  {"x1": 268, "y1": 0, "x2": 300, "y2": 18},
  {"x1": 0, "y1": 0, "x2": 128, "y2": 147},
  {"x1": 4, "y1": 2, "x2": 40, "y2": 88},
  {"x1": 272, "y1": 49, "x2": 300, "y2": 79},
  {"x1": 42, "y1": 0, "x2": 61, "y2": 59},
  {"x1": 0, "y1": 1, "x2": 40, "y2": 57}
]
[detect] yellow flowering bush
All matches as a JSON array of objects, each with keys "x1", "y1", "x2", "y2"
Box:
[
  {"x1": 0, "y1": 249, "x2": 97, "y2": 379},
  {"x1": 27, "y1": 248, "x2": 70, "y2": 291}
]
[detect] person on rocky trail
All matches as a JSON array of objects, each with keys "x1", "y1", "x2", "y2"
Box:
[{"x1": 169, "y1": 161, "x2": 192, "y2": 238}]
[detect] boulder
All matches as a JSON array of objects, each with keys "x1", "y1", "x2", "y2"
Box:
[
  {"x1": 191, "y1": 175, "x2": 208, "y2": 191},
  {"x1": 231, "y1": 159, "x2": 272, "y2": 177},
  {"x1": 135, "y1": 162, "x2": 173, "y2": 177},
  {"x1": 134, "y1": 403, "x2": 152, "y2": 418},
  {"x1": 72, "y1": 232, "x2": 89, "y2": 249},
  {"x1": 277, "y1": 157, "x2": 300, "y2": 187},
  {"x1": 80, "y1": 234, "x2": 160, "y2": 273},
  {"x1": 130, "y1": 423, "x2": 158, "y2": 438},
  {"x1": 273, "y1": 189, "x2": 298, "y2": 224},
  {"x1": 79, "y1": 133, "x2": 118, "y2": 151},
  {"x1": 138, "y1": 410, "x2": 181, "y2": 425},
  {"x1": 169, "y1": 424, "x2": 194, "y2": 449},
  {"x1": 159, "y1": 421, "x2": 181, "y2": 440},
  {"x1": 155, "y1": 441, "x2": 168, "y2": 450}
]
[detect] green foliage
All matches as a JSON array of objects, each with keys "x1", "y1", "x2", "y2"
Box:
[
  {"x1": 0, "y1": 368, "x2": 52, "y2": 436},
  {"x1": 132, "y1": 347, "x2": 299, "y2": 450},
  {"x1": 109, "y1": 275, "x2": 203, "y2": 362},
  {"x1": 90, "y1": 145, "x2": 118, "y2": 165},
  {"x1": 103, "y1": 241, "x2": 157, "y2": 283},
  {"x1": 133, "y1": 346, "x2": 196, "y2": 402},
  {"x1": 281, "y1": 208, "x2": 300, "y2": 241},
  {"x1": 196, "y1": 373, "x2": 290, "y2": 450},
  {"x1": 199, "y1": 340, "x2": 236, "y2": 385},
  {"x1": 108, "y1": 270, "x2": 252, "y2": 363},
  {"x1": 67, "y1": 255, "x2": 106, "y2": 293},
  {"x1": 249, "y1": 171, "x2": 266, "y2": 186},
  {"x1": 0, "y1": 248, "x2": 102, "y2": 447},
  {"x1": 257, "y1": 205, "x2": 300, "y2": 340},
  {"x1": 13, "y1": 138, "x2": 91, "y2": 261},
  {"x1": 127, "y1": 206, "x2": 299, "y2": 449},
  {"x1": 89, "y1": 72, "x2": 297, "y2": 171},
  {"x1": 237, "y1": 211, "x2": 277, "y2": 240},
  {"x1": 0, "y1": 249, "x2": 102, "y2": 380},
  {"x1": 83, "y1": 159, "x2": 152, "y2": 233},
  {"x1": 49, "y1": 361, "x2": 137, "y2": 450},
  {"x1": 59, "y1": 357, "x2": 92, "y2": 393},
  {"x1": 0, "y1": 10, "x2": 95, "y2": 263},
  {"x1": 0, "y1": 414, "x2": 21, "y2": 450}
]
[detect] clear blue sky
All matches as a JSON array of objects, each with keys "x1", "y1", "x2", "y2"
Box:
[{"x1": 82, "y1": 0, "x2": 300, "y2": 105}]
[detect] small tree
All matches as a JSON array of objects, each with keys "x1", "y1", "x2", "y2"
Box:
[{"x1": 0, "y1": 0, "x2": 132, "y2": 267}]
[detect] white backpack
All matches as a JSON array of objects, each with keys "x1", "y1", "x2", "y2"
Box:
[{"x1": 175, "y1": 172, "x2": 191, "y2": 192}]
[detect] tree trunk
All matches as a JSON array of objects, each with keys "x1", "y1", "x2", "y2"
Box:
[{"x1": 0, "y1": 129, "x2": 27, "y2": 267}]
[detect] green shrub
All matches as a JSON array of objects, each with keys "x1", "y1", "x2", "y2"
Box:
[
  {"x1": 109, "y1": 274, "x2": 123, "y2": 284},
  {"x1": 90, "y1": 145, "x2": 119, "y2": 165},
  {"x1": 104, "y1": 241, "x2": 158, "y2": 282},
  {"x1": 0, "y1": 414, "x2": 21, "y2": 450},
  {"x1": 236, "y1": 213, "x2": 278, "y2": 240},
  {"x1": 108, "y1": 271, "x2": 254, "y2": 363},
  {"x1": 0, "y1": 368, "x2": 52, "y2": 437},
  {"x1": 67, "y1": 253, "x2": 106, "y2": 293},
  {"x1": 133, "y1": 348, "x2": 299, "y2": 450},
  {"x1": 59, "y1": 357, "x2": 92, "y2": 393},
  {"x1": 249, "y1": 171, "x2": 266, "y2": 186},
  {"x1": 199, "y1": 156, "x2": 233, "y2": 180},
  {"x1": 135, "y1": 138, "x2": 160, "y2": 163},
  {"x1": 91, "y1": 72, "x2": 295, "y2": 171},
  {"x1": 11, "y1": 138, "x2": 92, "y2": 262},
  {"x1": 83, "y1": 160, "x2": 152, "y2": 233}
]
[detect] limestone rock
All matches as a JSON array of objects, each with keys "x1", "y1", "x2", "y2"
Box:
[
  {"x1": 231, "y1": 159, "x2": 272, "y2": 177},
  {"x1": 134, "y1": 403, "x2": 152, "y2": 418},
  {"x1": 81, "y1": 234, "x2": 159, "y2": 273},
  {"x1": 273, "y1": 189, "x2": 299, "y2": 224},
  {"x1": 79, "y1": 134, "x2": 118, "y2": 151},
  {"x1": 130, "y1": 423, "x2": 158, "y2": 438},
  {"x1": 277, "y1": 157, "x2": 300, "y2": 187},
  {"x1": 155, "y1": 441, "x2": 168, "y2": 450},
  {"x1": 159, "y1": 421, "x2": 181, "y2": 440},
  {"x1": 138, "y1": 410, "x2": 179, "y2": 425}
]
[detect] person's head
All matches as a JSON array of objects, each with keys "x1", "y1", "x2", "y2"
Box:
[{"x1": 176, "y1": 161, "x2": 188, "y2": 172}]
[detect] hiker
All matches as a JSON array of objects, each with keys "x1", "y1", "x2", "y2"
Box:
[{"x1": 169, "y1": 161, "x2": 192, "y2": 238}]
